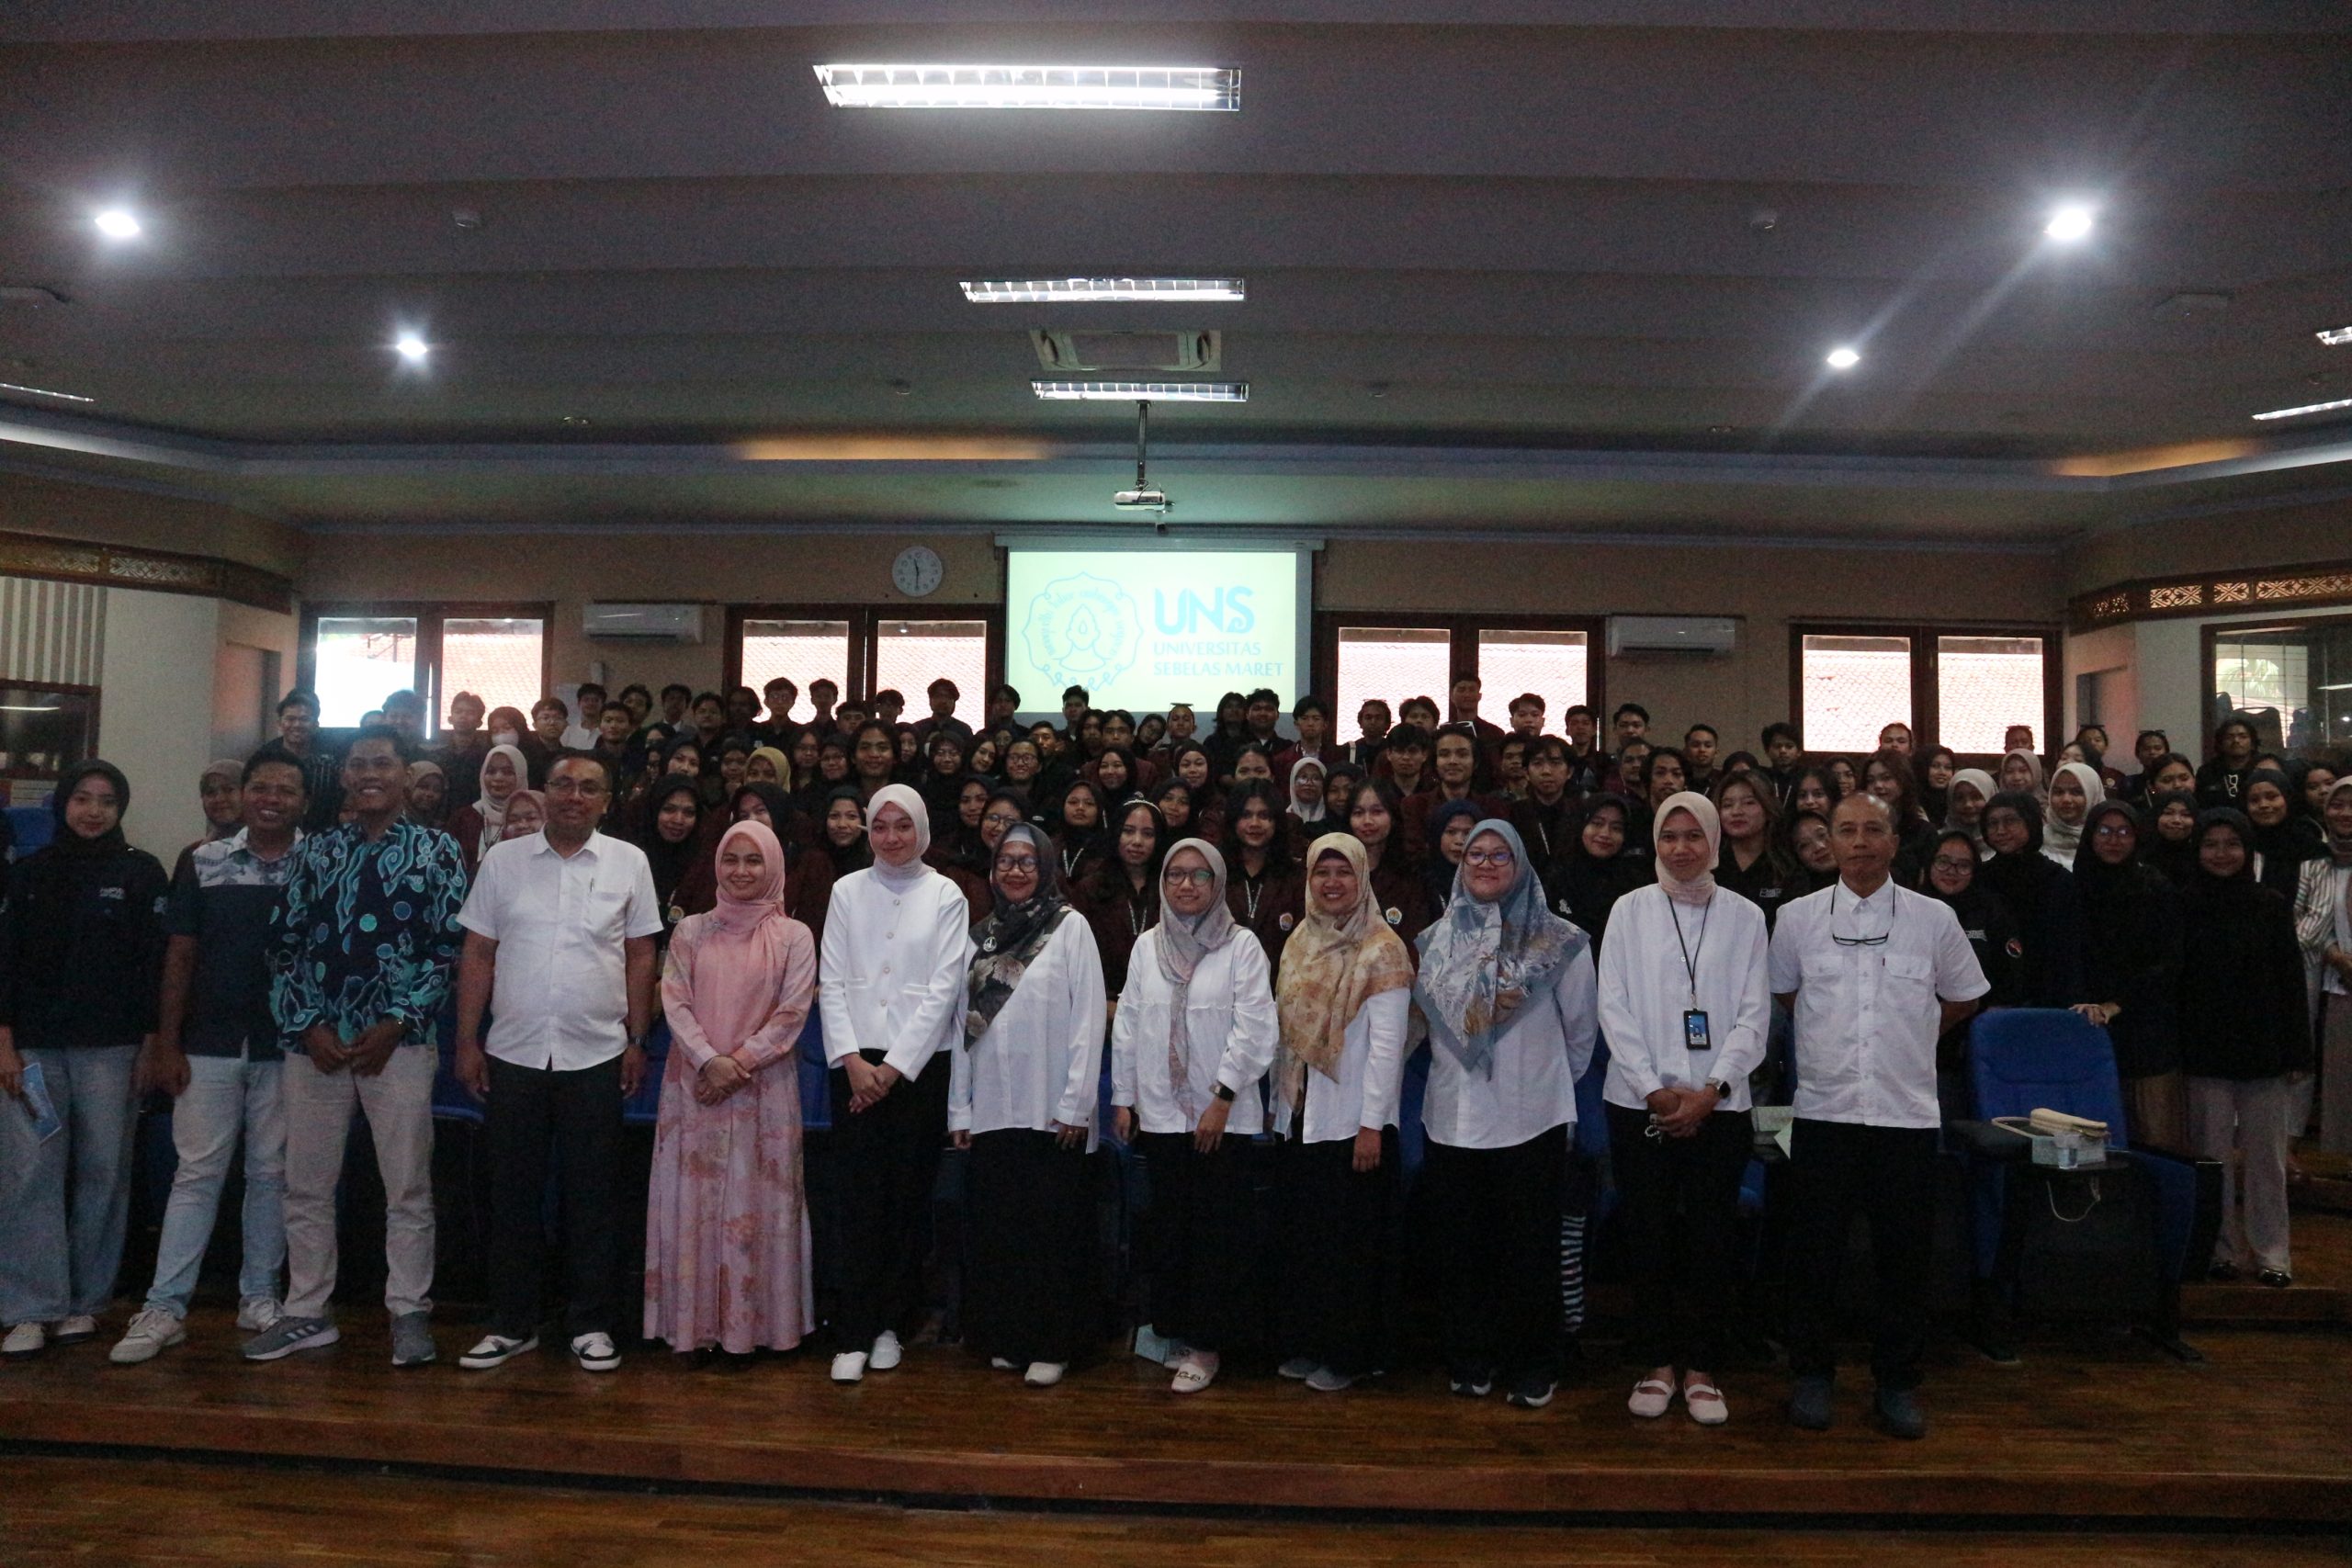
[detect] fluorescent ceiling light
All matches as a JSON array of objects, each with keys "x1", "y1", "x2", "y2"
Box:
[
  {"x1": 1824, "y1": 346, "x2": 1860, "y2": 370},
  {"x1": 1033, "y1": 379, "x2": 1247, "y2": 401},
  {"x1": 2251, "y1": 396, "x2": 2352, "y2": 422},
  {"x1": 394, "y1": 333, "x2": 429, "y2": 363},
  {"x1": 93, "y1": 208, "x2": 141, "y2": 240},
  {"x1": 0, "y1": 379, "x2": 94, "y2": 403},
  {"x1": 962, "y1": 277, "x2": 1245, "y2": 304},
  {"x1": 815, "y1": 63, "x2": 1239, "y2": 111},
  {"x1": 2317, "y1": 325, "x2": 2352, "y2": 346},
  {"x1": 2043, "y1": 203, "x2": 2096, "y2": 243}
]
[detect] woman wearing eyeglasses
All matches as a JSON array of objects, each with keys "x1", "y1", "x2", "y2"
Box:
[
  {"x1": 1110, "y1": 839, "x2": 1280, "y2": 1394},
  {"x1": 1270, "y1": 833, "x2": 1416, "y2": 1393},
  {"x1": 1416, "y1": 819, "x2": 1599, "y2": 1412},
  {"x1": 1595, "y1": 793, "x2": 1769, "y2": 1426},
  {"x1": 948, "y1": 824, "x2": 1107, "y2": 1389}
]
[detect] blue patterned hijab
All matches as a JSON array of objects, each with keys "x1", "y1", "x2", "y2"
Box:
[{"x1": 1414, "y1": 818, "x2": 1589, "y2": 1077}]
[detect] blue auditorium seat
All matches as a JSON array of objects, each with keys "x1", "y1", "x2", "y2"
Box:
[{"x1": 6, "y1": 804, "x2": 53, "y2": 857}]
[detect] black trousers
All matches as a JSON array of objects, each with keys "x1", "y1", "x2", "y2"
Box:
[
  {"x1": 1277, "y1": 1128, "x2": 1399, "y2": 1379},
  {"x1": 963, "y1": 1129, "x2": 1094, "y2": 1366},
  {"x1": 1607, "y1": 1102, "x2": 1754, "y2": 1371},
  {"x1": 485, "y1": 1054, "x2": 622, "y2": 1340},
  {"x1": 831, "y1": 1050, "x2": 950, "y2": 1348},
  {"x1": 1783, "y1": 1118, "x2": 1938, "y2": 1391},
  {"x1": 1136, "y1": 1131, "x2": 1251, "y2": 1354},
  {"x1": 1421, "y1": 1127, "x2": 1566, "y2": 1384}
]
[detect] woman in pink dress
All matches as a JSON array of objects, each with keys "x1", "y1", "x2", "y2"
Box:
[{"x1": 644, "y1": 818, "x2": 819, "y2": 1356}]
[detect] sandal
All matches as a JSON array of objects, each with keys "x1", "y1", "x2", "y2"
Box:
[
  {"x1": 1682, "y1": 1374, "x2": 1728, "y2": 1427},
  {"x1": 1628, "y1": 1374, "x2": 1675, "y2": 1419},
  {"x1": 1170, "y1": 1353, "x2": 1219, "y2": 1394}
]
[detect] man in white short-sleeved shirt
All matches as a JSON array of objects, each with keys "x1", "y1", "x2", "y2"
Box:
[
  {"x1": 1769, "y1": 792, "x2": 1986, "y2": 1440},
  {"x1": 452, "y1": 755, "x2": 661, "y2": 1375}
]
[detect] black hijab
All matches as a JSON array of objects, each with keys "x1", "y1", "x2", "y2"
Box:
[
  {"x1": 2241, "y1": 766, "x2": 2315, "y2": 894},
  {"x1": 636, "y1": 775, "x2": 707, "y2": 908},
  {"x1": 1544, "y1": 792, "x2": 1650, "y2": 949},
  {"x1": 2142, "y1": 789, "x2": 2200, "y2": 887},
  {"x1": 2068, "y1": 798, "x2": 2153, "y2": 911},
  {"x1": 820, "y1": 782, "x2": 872, "y2": 874},
  {"x1": 51, "y1": 760, "x2": 132, "y2": 856}
]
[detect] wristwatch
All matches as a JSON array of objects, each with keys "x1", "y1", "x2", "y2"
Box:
[
  {"x1": 1706, "y1": 1079, "x2": 1733, "y2": 1100},
  {"x1": 1212, "y1": 1082, "x2": 1237, "y2": 1103}
]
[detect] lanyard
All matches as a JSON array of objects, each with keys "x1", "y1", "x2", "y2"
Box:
[{"x1": 1667, "y1": 892, "x2": 1712, "y2": 1008}]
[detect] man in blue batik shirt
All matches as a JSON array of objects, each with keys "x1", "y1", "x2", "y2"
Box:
[{"x1": 245, "y1": 726, "x2": 468, "y2": 1370}]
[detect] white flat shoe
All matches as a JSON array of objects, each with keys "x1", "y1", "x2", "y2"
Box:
[
  {"x1": 1683, "y1": 1375, "x2": 1729, "y2": 1427},
  {"x1": 1023, "y1": 1361, "x2": 1065, "y2": 1388},
  {"x1": 868, "y1": 1330, "x2": 902, "y2": 1371},
  {"x1": 1628, "y1": 1374, "x2": 1675, "y2": 1419},
  {"x1": 830, "y1": 1350, "x2": 867, "y2": 1383},
  {"x1": 989, "y1": 1356, "x2": 1017, "y2": 1371},
  {"x1": 1170, "y1": 1353, "x2": 1219, "y2": 1394}
]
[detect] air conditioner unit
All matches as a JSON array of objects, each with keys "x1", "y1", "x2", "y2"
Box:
[
  {"x1": 1608, "y1": 615, "x2": 1737, "y2": 657},
  {"x1": 582, "y1": 603, "x2": 704, "y2": 643}
]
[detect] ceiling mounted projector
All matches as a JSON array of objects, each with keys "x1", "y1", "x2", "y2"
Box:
[{"x1": 1114, "y1": 400, "x2": 1170, "y2": 515}]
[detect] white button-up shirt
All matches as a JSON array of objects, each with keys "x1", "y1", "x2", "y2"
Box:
[
  {"x1": 1600, "y1": 885, "x2": 1771, "y2": 1113},
  {"x1": 457, "y1": 829, "x2": 662, "y2": 1071},
  {"x1": 950, "y1": 914, "x2": 1109, "y2": 1148},
  {"x1": 1111, "y1": 926, "x2": 1282, "y2": 1136},
  {"x1": 1768, "y1": 877, "x2": 1988, "y2": 1130},
  {"x1": 817, "y1": 864, "x2": 972, "y2": 1080},
  {"x1": 1270, "y1": 987, "x2": 1411, "y2": 1145},
  {"x1": 1422, "y1": 948, "x2": 1599, "y2": 1150}
]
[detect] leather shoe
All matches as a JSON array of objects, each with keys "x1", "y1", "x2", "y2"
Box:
[{"x1": 1873, "y1": 1387, "x2": 1928, "y2": 1440}]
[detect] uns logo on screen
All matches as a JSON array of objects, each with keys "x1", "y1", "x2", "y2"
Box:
[{"x1": 1155, "y1": 588, "x2": 1254, "y2": 635}]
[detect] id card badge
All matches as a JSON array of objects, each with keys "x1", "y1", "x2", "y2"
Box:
[{"x1": 1683, "y1": 1010, "x2": 1713, "y2": 1055}]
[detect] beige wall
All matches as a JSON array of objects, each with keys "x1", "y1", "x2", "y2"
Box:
[
  {"x1": 99, "y1": 588, "x2": 222, "y2": 856},
  {"x1": 299, "y1": 529, "x2": 1004, "y2": 698},
  {"x1": 1321, "y1": 537, "x2": 2066, "y2": 748},
  {"x1": 296, "y1": 528, "x2": 2067, "y2": 745},
  {"x1": 2065, "y1": 494, "x2": 2352, "y2": 593},
  {"x1": 0, "y1": 471, "x2": 300, "y2": 578}
]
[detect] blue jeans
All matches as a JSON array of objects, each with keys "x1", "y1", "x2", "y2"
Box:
[
  {"x1": 143, "y1": 1052, "x2": 287, "y2": 1316},
  {"x1": 0, "y1": 1044, "x2": 141, "y2": 1325}
]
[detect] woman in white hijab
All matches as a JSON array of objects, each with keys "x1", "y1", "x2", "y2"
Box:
[
  {"x1": 2041, "y1": 761, "x2": 2106, "y2": 869},
  {"x1": 1285, "y1": 756, "x2": 1329, "y2": 824},
  {"x1": 1413, "y1": 818, "x2": 1598, "y2": 1411},
  {"x1": 817, "y1": 784, "x2": 973, "y2": 1384},
  {"x1": 1944, "y1": 767, "x2": 1998, "y2": 858},
  {"x1": 446, "y1": 742, "x2": 527, "y2": 869},
  {"x1": 1110, "y1": 839, "x2": 1280, "y2": 1393},
  {"x1": 1597, "y1": 791, "x2": 1770, "y2": 1427}
]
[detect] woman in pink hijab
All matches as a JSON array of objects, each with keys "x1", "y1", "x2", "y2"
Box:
[{"x1": 643, "y1": 819, "x2": 819, "y2": 1357}]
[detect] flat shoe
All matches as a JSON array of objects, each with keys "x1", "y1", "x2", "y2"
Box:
[
  {"x1": 1170, "y1": 1355, "x2": 1218, "y2": 1394},
  {"x1": 1683, "y1": 1377, "x2": 1728, "y2": 1427},
  {"x1": 1628, "y1": 1376, "x2": 1675, "y2": 1419}
]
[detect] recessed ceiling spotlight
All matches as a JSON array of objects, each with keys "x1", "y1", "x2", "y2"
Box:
[
  {"x1": 888, "y1": 378, "x2": 914, "y2": 396},
  {"x1": 1034, "y1": 379, "x2": 1246, "y2": 401},
  {"x1": 93, "y1": 208, "x2": 141, "y2": 241},
  {"x1": 0, "y1": 379, "x2": 95, "y2": 403},
  {"x1": 451, "y1": 208, "x2": 484, "y2": 231},
  {"x1": 2043, "y1": 203, "x2": 2096, "y2": 243},
  {"x1": 394, "y1": 333, "x2": 429, "y2": 363},
  {"x1": 1824, "y1": 346, "x2": 1860, "y2": 370},
  {"x1": 815, "y1": 63, "x2": 1239, "y2": 111},
  {"x1": 560, "y1": 414, "x2": 592, "y2": 427},
  {"x1": 961, "y1": 277, "x2": 1245, "y2": 304},
  {"x1": 2317, "y1": 325, "x2": 2352, "y2": 347},
  {"x1": 2251, "y1": 395, "x2": 2352, "y2": 422}
]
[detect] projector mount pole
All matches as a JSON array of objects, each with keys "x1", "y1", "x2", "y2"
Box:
[{"x1": 1135, "y1": 399, "x2": 1150, "y2": 492}]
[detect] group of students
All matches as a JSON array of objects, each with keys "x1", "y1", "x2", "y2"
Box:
[{"x1": 1, "y1": 671, "x2": 2343, "y2": 1441}]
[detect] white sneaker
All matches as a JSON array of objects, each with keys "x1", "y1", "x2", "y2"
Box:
[
  {"x1": 571, "y1": 1332, "x2": 621, "y2": 1373},
  {"x1": 1304, "y1": 1365, "x2": 1354, "y2": 1393},
  {"x1": 109, "y1": 1308, "x2": 187, "y2": 1365},
  {"x1": 989, "y1": 1357, "x2": 1017, "y2": 1371},
  {"x1": 458, "y1": 1333, "x2": 538, "y2": 1371},
  {"x1": 52, "y1": 1314, "x2": 99, "y2": 1344},
  {"x1": 3, "y1": 1322, "x2": 46, "y2": 1359},
  {"x1": 868, "y1": 1329, "x2": 903, "y2": 1371},
  {"x1": 1023, "y1": 1361, "x2": 1066, "y2": 1388},
  {"x1": 1276, "y1": 1355, "x2": 1317, "y2": 1380},
  {"x1": 236, "y1": 1297, "x2": 284, "y2": 1333},
  {"x1": 831, "y1": 1350, "x2": 868, "y2": 1383}
]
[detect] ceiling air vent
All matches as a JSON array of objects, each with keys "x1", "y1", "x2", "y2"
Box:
[{"x1": 1032, "y1": 329, "x2": 1219, "y2": 373}]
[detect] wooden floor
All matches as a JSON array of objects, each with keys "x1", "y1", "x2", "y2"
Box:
[
  {"x1": 6, "y1": 1457, "x2": 2345, "y2": 1568},
  {"x1": 4, "y1": 1303, "x2": 2348, "y2": 1526}
]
